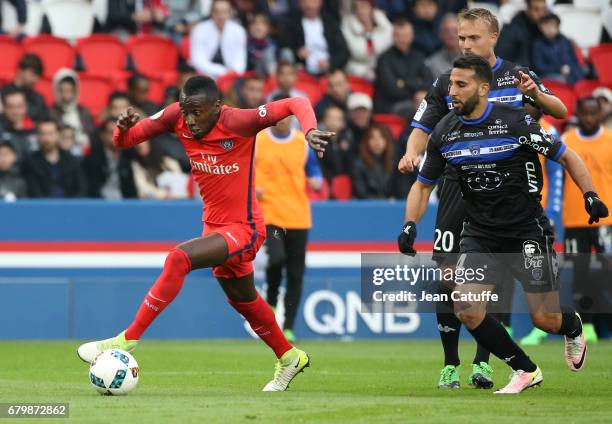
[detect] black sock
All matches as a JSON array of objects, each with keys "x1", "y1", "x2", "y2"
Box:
[
  {"x1": 436, "y1": 285, "x2": 461, "y2": 366},
  {"x1": 558, "y1": 306, "x2": 582, "y2": 338},
  {"x1": 468, "y1": 314, "x2": 537, "y2": 372},
  {"x1": 494, "y1": 312, "x2": 512, "y2": 328},
  {"x1": 473, "y1": 343, "x2": 490, "y2": 365}
]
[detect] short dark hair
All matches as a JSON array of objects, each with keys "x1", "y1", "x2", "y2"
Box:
[
  {"x1": 392, "y1": 17, "x2": 412, "y2": 28},
  {"x1": 181, "y1": 76, "x2": 221, "y2": 100},
  {"x1": 577, "y1": 96, "x2": 601, "y2": 113},
  {"x1": 59, "y1": 76, "x2": 76, "y2": 87},
  {"x1": 0, "y1": 141, "x2": 16, "y2": 153},
  {"x1": 452, "y1": 55, "x2": 492, "y2": 85},
  {"x1": 18, "y1": 53, "x2": 44, "y2": 76},
  {"x1": 108, "y1": 91, "x2": 130, "y2": 103},
  {"x1": 1, "y1": 86, "x2": 26, "y2": 104},
  {"x1": 128, "y1": 73, "x2": 149, "y2": 90},
  {"x1": 539, "y1": 13, "x2": 560, "y2": 26},
  {"x1": 37, "y1": 119, "x2": 60, "y2": 132}
]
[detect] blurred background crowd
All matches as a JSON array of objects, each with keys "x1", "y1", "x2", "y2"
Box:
[{"x1": 0, "y1": 0, "x2": 610, "y2": 201}]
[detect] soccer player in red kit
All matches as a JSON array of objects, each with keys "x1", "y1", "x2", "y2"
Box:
[{"x1": 77, "y1": 76, "x2": 332, "y2": 391}]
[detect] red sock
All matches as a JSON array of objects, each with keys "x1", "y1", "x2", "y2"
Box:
[
  {"x1": 125, "y1": 248, "x2": 192, "y2": 340},
  {"x1": 229, "y1": 294, "x2": 292, "y2": 358}
]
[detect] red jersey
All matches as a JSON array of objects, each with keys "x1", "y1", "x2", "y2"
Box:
[{"x1": 113, "y1": 98, "x2": 318, "y2": 226}]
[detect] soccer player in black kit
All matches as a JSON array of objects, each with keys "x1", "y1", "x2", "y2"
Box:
[
  {"x1": 398, "y1": 55, "x2": 609, "y2": 394},
  {"x1": 397, "y1": 8, "x2": 568, "y2": 389}
]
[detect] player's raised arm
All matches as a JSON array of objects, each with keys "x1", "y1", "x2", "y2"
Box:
[
  {"x1": 224, "y1": 97, "x2": 333, "y2": 156},
  {"x1": 113, "y1": 105, "x2": 177, "y2": 149},
  {"x1": 515, "y1": 70, "x2": 567, "y2": 119}
]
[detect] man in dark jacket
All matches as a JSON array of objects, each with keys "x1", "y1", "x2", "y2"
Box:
[
  {"x1": 1, "y1": 54, "x2": 49, "y2": 122},
  {"x1": 23, "y1": 119, "x2": 86, "y2": 197},
  {"x1": 0, "y1": 87, "x2": 36, "y2": 165},
  {"x1": 0, "y1": 141, "x2": 26, "y2": 200},
  {"x1": 278, "y1": 0, "x2": 349, "y2": 75},
  {"x1": 496, "y1": 0, "x2": 548, "y2": 68},
  {"x1": 374, "y1": 18, "x2": 433, "y2": 117}
]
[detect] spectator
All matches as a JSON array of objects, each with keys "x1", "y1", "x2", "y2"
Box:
[
  {"x1": 410, "y1": 0, "x2": 443, "y2": 57},
  {"x1": 374, "y1": 0, "x2": 411, "y2": 20},
  {"x1": 351, "y1": 122, "x2": 393, "y2": 198},
  {"x1": 165, "y1": 0, "x2": 204, "y2": 43},
  {"x1": 593, "y1": 87, "x2": 612, "y2": 130},
  {"x1": 0, "y1": 141, "x2": 26, "y2": 201},
  {"x1": 101, "y1": 92, "x2": 131, "y2": 121},
  {"x1": 267, "y1": 0, "x2": 298, "y2": 21},
  {"x1": 374, "y1": 18, "x2": 433, "y2": 118},
  {"x1": 425, "y1": 13, "x2": 460, "y2": 78},
  {"x1": 341, "y1": 0, "x2": 393, "y2": 81},
  {"x1": 127, "y1": 74, "x2": 160, "y2": 117},
  {"x1": 279, "y1": 0, "x2": 349, "y2": 76},
  {"x1": 233, "y1": 0, "x2": 271, "y2": 26},
  {"x1": 164, "y1": 63, "x2": 198, "y2": 105},
  {"x1": 315, "y1": 68, "x2": 351, "y2": 119},
  {"x1": 247, "y1": 13, "x2": 277, "y2": 76},
  {"x1": 49, "y1": 69, "x2": 96, "y2": 155},
  {"x1": 497, "y1": 0, "x2": 548, "y2": 68},
  {"x1": 134, "y1": 0, "x2": 169, "y2": 34},
  {"x1": 190, "y1": 0, "x2": 247, "y2": 79},
  {"x1": 104, "y1": 0, "x2": 138, "y2": 35},
  {"x1": 318, "y1": 104, "x2": 354, "y2": 180},
  {"x1": 0, "y1": 87, "x2": 36, "y2": 165},
  {"x1": 532, "y1": 14, "x2": 584, "y2": 85},
  {"x1": 346, "y1": 92, "x2": 373, "y2": 148},
  {"x1": 58, "y1": 124, "x2": 78, "y2": 155},
  {"x1": 226, "y1": 74, "x2": 266, "y2": 108},
  {"x1": 130, "y1": 140, "x2": 188, "y2": 199},
  {"x1": 254, "y1": 93, "x2": 323, "y2": 343},
  {"x1": 0, "y1": 0, "x2": 26, "y2": 38},
  {"x1": 266, "y1": 61, "x2": 307, "y2": 101},
  {"x1": 83, "y1": 119, "x2": 136, "y2": 199},
  {"x1": 1, "y1": 54, "x2": 48, "y2": 122},
  {"x1": 23, "y1": 120, "x2": 86, "y2": 198}
]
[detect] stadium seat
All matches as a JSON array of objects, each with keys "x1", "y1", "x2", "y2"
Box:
[
  {"x1": 307, "y1": 178, "x2": 330, "y2": 201},
  {"x1": 126, "y1": 35, "x2": 178, "y2": 86},
  {"x1": 589, "y1": 44, "x2": 612, "y2": 86},
  {"x1": 44, "y1": 0, "x2": 95, "y2": 40},
  {"x1": 147, "y1": 76, "x2": 168, "y2": 106},
  {"x1": 347, "y1": 75, "x2": 374, "y2": 98},
  {"x1": 23, "y1": 35, "x2": 76, "y2": 79},
  {"x1": 373, "y1": 114, "x2": 406, "y2": 140},
  {"x1": 542, "y1": 80, "x2": 576, "y2": 130},
  {"x1": 33, "y1": 77, "x2": 54, "y2": 107},
  {"x1": 574, "y1": 80, "x2": 603, "y2": 99},
  {"x1": 216, "y1": 71, "x2": 245, "y2": 94},
  {"x1": 180, "y1": 36, "x2": 190, "y2": 61},
  {"x1": 78, "y1": 74, "x2": 113, "y2": 123},
  {"x1": 331, "y1": 175, "x2": 353, "y2": 201},
  {"x1": 294, "y1": 78, "x2": 323, "y2": 105},
  {"x1": 0, "y1": 36, "x2": 23, "y2": 82},
  {"x1": 554, "y1": 7, "x2": 602, "y2": 49},
  {"x1": 76, "y1": 34, "x2": 129, "y2": 84}
]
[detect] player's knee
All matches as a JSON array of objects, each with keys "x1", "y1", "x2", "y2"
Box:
[
  {"x1": 165, "y1": 248, "x2": 192, "y2": 275},
  {"x1": 455, "y1": 309, "x2": 484, "y2": 330},
  {"x1": 532, "y1": 313, "x2": 560, "y2": 333}
]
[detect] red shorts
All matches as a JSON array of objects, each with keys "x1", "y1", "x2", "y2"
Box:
[{"x1": 202, "y1": 221, "x2": 266, "y2": 279}]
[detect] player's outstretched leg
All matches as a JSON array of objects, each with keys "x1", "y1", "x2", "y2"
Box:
[
  {"x1": 77, "y1": 235, "x2": 227, "y2": 363},
  {"x1": 218, "y1": 273, "x2": 309, "y2": 392}
]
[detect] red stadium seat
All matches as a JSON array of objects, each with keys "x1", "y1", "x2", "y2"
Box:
[
  {"x1": 216, "y1": 71, "x2": 243, "y2": 93},
  {"x1": 180, "y1": 36, "x2": 190, "y2": 61},
  {"x1": 126, "y1": 35, "x2": 178, "y2": 86},
  {"x1": 574, "y1": 80, "x2": 602, "y2": 99},
  {"x1": 347, "y1": 75, "x2": 374, "y2": 98},
  {"x1": 23, "y1": 35, "x2": 76, "y2": 79},
  {"x1": 294, "y1": 78, "x2": 323, "y2": 105},
  {"x1": 33, "y1": 77, "x2": 54, "y2": 107},
  {"x1": 0, "y1": 36, "x2": 23, "y2": 82},
  {"x1": 147, "y1": 76, "x2": 168, "y2": 106},
  {"x1": 373, "y1": 114, "x2": 406, "y2": 140},
  {"x1": 78, "y1": 74, "x2": 113, "y2": 123},
  {"x1": 76, "y1": 34, "x2": 128, "y2": 79},
  {"x1": 541, "y1": 80, "x2": 576, "y2": 130},
  {"x1": 331, "y1": 175, "x2": 353, "y2": 201},
  {"x1": 589, "y1": 43, "x2": 612, "y2": 85},
  {"x1": 307, "y1": 178, "x2": 329, "y2": 201}
]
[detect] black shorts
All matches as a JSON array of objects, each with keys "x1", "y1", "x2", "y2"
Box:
[
  {"x1": 458, "y1": 217, "x2": 559, "y2": 293},
  {"x1": 432, "y1": 176, "x2": 465, "y2": 265}
]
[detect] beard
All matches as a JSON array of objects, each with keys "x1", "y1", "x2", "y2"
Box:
[{"x1": 453, "y1": 92, "x2": 480, "y2": 116}]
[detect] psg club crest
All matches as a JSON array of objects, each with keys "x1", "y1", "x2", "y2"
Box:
[
  {"x1": 220, "y1": 139, "x2": 234, "y2": 150},
  {"x1": 469, "y1": 144, "x2": 480, "y2": 156}
]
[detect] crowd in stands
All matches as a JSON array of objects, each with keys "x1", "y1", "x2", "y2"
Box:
[{"x1": 0, "y1": 0, "x2": 610, "y2": 201}]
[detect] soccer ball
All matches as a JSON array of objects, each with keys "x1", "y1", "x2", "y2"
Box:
[{"x1": 89, "y1": 349, "x2": 139, "y2": 395}]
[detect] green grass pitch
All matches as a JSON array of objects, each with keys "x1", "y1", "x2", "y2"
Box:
[{"x1": 0, "y1": 340, "x2": 610, "y2": 423}]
